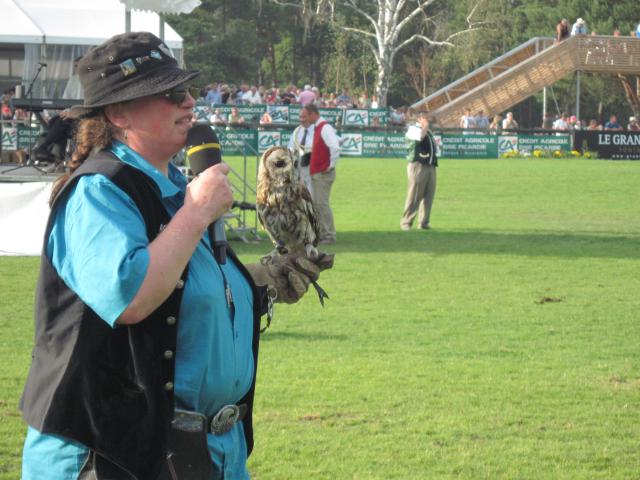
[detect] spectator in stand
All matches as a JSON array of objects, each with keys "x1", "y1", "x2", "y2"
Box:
[
  {"x1": 205, "y1": 83, "x2": 222, "y2": 105},
  {"x1": 474, "y1": 110, "x2": 490, "y2": 131},
  {"x1": 228, "y1": 85, "x2": 240, "y2": 104},
  {"x1": 553, "y1": 113, "x2": 570, "y2": 131},
  {"x1": 262, "y1": 88, "x2": 277, "y2": 104},
  {"x1": 556, "y1": 18, "x2": 570, "y2": 43},
  {"x1": 489, "y1": 114, "x2": 503, "y2": 134},
  {"x1": 280, "y1": 86, "x2": 296, "y2": 105},
  {"x1": 636, "y1": 22, "x2": 640, "y2": 38},
  {"x1": 604, "y1": 114, "x2": 623, "y2": 131},
  {"x1": 220, "y1": 84, "x2": 231, "y2": 104},
  {"x1": 325, "y1": 92, "x2": 338, "y2": 108},
  {"x1": 298, "y1": 84, "x2": 316, "y2": 106},
  {"x1": 459, "y1": 108, "x2": 475, "y2": 133},
  {"x1": 627, "y1": 116, "x2": 640, "y2": 131},
  {"x1": 228, "y1": 106, "x2": 245, "y2": 125},
  {"x1": 390, "y1": 106, "x2": 406, "y2": 126},
  {"x1": 242, "y1": 85, "x2": 262, "y2": 105},
  {"x1": 312, "y1": 87, "x2": 325, "y2": 107},
  {"x1": 209, "y1": 108, "x2": 226, "y2": 126},
  {"x1": 370, "y1": 95, "x2": 379, "y2": 109},
  {"x1": 1, "y1": 102, "x2": 12, "y2": 120},
  {"x1": 259, "y1": 111, "x2": 273, "y2": 126},
  {"x1": 336, "y1": 89, "x2": 352, "y2": 107},
  {"x1": 568, "y1": 115, "x2": 580, "y2": 130},
  {"x1": 587, "y1": 119, "x2": 601, "y2": 131},
  {"x1": 542, "y1": 112, "x2": 554, "y2": 130},
  {"x1": 358, "y1": 91, "x2": 371, "y2": 108},
  {"x1": 502, "y1": 112, "x2": 519, "y2": 130},
  {"x1": 571, "y1": 18, "x2": 587, "y2": 36}
]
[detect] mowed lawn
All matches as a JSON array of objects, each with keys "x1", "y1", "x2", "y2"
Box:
[{"x1": 1, "y1": 157, "x2": 639, "y2": 479}]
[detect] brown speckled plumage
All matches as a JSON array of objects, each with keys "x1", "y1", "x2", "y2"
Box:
[{"x1": 256, "y1": 146, "x2": 319, "y2": 256}]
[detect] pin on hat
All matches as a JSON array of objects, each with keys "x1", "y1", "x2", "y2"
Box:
[{"x1": 71, "y1": 31, "x2": 199, "y2": 117}]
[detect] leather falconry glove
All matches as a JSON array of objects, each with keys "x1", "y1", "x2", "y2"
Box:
[{"x1": 245, "y1": 252, "x2": 334, "y2": 304}]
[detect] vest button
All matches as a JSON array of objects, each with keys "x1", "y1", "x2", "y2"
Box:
[
  {"x1": 166, "y1": 316, "x2": 176, "y2": 326},
  {"x1": 164, "y1": 382, "x2": 174, "y2": 391},
  {"x1": 176, "y1": 279, "x2": 185, "y2": 289},
  {"x1": 163, "y1": 350, "x2": 174, "y2": 360}
]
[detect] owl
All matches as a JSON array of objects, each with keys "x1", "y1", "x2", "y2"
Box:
[
  {"x1": 256, "y1": 146, "x2": 319, "y2": 258},
  {"x1": 256, "y1": 146, "x2": 329, "y2": 305}
]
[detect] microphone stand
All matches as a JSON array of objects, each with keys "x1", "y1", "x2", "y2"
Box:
[{"x1": 3, "y1": 62, "x2": 47, "y2": 175}]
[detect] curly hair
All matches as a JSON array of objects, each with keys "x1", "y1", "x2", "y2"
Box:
[{"x1": 49, "y1": 112, "x2": 119, "y2": 205}]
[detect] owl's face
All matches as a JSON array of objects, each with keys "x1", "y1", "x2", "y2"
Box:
[{"x1": 260, "y1": 147, "x2": 297, "y2": 183}]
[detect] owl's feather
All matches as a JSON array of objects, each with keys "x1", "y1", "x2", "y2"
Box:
[
  {"x1": 256, "y1": 146, "x2": 329, "y2": 305},
  {"x1": 257, "y1": 146, "x2": 319, "y2": 257}
]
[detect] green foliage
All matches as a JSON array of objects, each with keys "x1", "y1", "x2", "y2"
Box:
[
  {"x1": 165, "y1": 0, "x2": 639, "y2": 119},
  {"x1": 2, "y1": 158, "x2": 640, "y2": 478}
]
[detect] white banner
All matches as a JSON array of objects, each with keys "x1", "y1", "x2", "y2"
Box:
[{"x1": 0, "y1": 182, "x2": 52, "y2": 256}]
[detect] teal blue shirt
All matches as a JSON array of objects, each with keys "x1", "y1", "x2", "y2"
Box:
[{"x1": 22, "y1": 142, "x2": 254, "y2": 480}]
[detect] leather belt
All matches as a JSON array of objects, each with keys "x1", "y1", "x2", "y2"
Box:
[{"x1": 173, "y1": 404, "x2": 247, "y2": 436}]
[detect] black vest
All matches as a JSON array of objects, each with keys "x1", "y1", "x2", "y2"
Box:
[
  {"x1": 413, "y1": 131, "x2": 438, "y2": 166},
  {"x1": 20, "y1": 151, "x2": 266, "y2": 480}
]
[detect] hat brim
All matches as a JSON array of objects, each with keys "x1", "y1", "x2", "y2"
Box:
[{"x1": 70, "y1": 67, "x2": 199, "y2": 118}]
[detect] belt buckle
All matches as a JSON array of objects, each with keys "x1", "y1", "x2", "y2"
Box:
[
  {"x1": 210, "y1": 405, "x2": 240, "y2": 435},
  {"x1": 172, "y1": 409, "x2": 206, "y2": 433}
]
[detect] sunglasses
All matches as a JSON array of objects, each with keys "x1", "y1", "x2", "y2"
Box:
[{"x1": 160, "y1": 85, "x2": 201, "y2": 105}]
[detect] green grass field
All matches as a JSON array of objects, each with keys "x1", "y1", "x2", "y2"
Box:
[{"x1": 1, "y1": 157, "x2": 639, "y2": 479}]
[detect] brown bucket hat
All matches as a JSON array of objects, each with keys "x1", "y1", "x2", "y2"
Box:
[{"x1": 71, "y1": 31, "x2": 199, "y2": 117}]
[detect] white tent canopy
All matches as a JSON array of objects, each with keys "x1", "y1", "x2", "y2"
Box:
[
  {"x1": 0, "y1": 0, "x2": 183, "y2": 48},
  {"x1": 0, "y1": 0, "x2": 186, "y2": 98}
]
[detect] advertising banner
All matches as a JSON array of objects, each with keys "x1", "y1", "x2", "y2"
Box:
[
  {"x1": 516, "y1": 134, "x2": 572, "y2": 153},
  {"x1": 1, "y1": 125, "x2": 18, "y2": 150},
  {"x1": 574, "y1": 131, "x2": 640, "y2": 159},
  {"x1": 267, "y1": 105, "x2": 290, "y2": 124},
  {"x1": 17, "y1": 125, "x2": 41, "y2": 150},
  {"x1": 439, "y1": 134, "x2": 497, "y2": 158},
  {"x1": 216, "y1": 130, "x2": 258, "y2": 156}
]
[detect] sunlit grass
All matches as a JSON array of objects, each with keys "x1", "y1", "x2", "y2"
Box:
[{"x1": 1, "y1": 157, "x2": 639, "y2": 479}]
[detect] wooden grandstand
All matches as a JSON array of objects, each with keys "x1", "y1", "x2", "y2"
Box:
[{"x1": 412, "y1": 35, "x2": 640, "y2": 127}]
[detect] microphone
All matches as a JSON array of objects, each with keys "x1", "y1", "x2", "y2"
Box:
[{"x1": 186, "y1": 124, "x2": 228, "y2": 264}]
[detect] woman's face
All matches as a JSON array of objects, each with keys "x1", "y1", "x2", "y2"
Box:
[{"x1": 121, "y1": 89, "x2": 196, "y2": 162}]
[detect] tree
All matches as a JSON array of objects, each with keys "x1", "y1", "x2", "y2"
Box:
[{"x1": 272, "y1": 0, "x2": 488, "y2": 106}]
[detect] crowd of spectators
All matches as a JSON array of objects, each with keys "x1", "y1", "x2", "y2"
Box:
[
  {"x1": 542, "y1": 112, "x2": 640, "y2": 132},
  {"x1": 197, "y1": 82, "x2": 382, "y2": 110}
]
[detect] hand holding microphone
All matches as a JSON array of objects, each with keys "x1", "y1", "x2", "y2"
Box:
[{"x1": 186, "y1": 125, "x2": 231, "y2": 264}]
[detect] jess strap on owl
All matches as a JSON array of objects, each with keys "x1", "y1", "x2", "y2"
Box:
[{"x1": 245, "y1": 252, "x2": 334, "y2": 304}]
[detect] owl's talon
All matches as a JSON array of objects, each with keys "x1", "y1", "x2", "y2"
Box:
[{"x1": 305, "y1": 244, "x2": 319, "y2": 259}]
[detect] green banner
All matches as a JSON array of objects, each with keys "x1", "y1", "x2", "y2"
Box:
[
  {"x1": 1, "y1": 125, "x2": 18, "y2": 150},
  {"x1": 17, "y1": 125, "x2": 41, "y2": 150},
  {"x1": 507, "y1": 134, "x2": 572, "y2": 153},
  {"x1": 342, "y1": 108, "x2": 388, "y2": 127},
  {"x1": 340, "y1": 132, "x2": 405, "y2": 157},
  {"x1": 436, "y1": 134, "x2": 498, "y2": 159}
]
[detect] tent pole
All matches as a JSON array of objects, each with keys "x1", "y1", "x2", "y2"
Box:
[
  {"x1": 126, "y1": 7, "x2": 131, "y2": 32},
  {"x1": 159, "y1": 17, "x2": 165, "y2": 41}
]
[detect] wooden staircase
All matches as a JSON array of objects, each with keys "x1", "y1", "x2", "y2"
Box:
[{"x1": 412, "y1": 35, "x2": 640, "y2": 127}]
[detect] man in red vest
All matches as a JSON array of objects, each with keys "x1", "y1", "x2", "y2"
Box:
[{"x1": 299, "y1": 104, "x2": 341, "y2": 244}]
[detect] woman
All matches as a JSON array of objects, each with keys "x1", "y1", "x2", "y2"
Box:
[{"x1": 20, "y1": 32, "x2": 330, "y2": 480}]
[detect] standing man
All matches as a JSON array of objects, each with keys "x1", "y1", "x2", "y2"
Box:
[
  {"x1": 300, "y1": 104, "x2": 340, "y2": 244},
  {"x1": 288, "y1": 112, "x2": 314, "y2": 194},
  {"x1": 401, "y1": 111, "x2": 438, "y2": 231}
]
